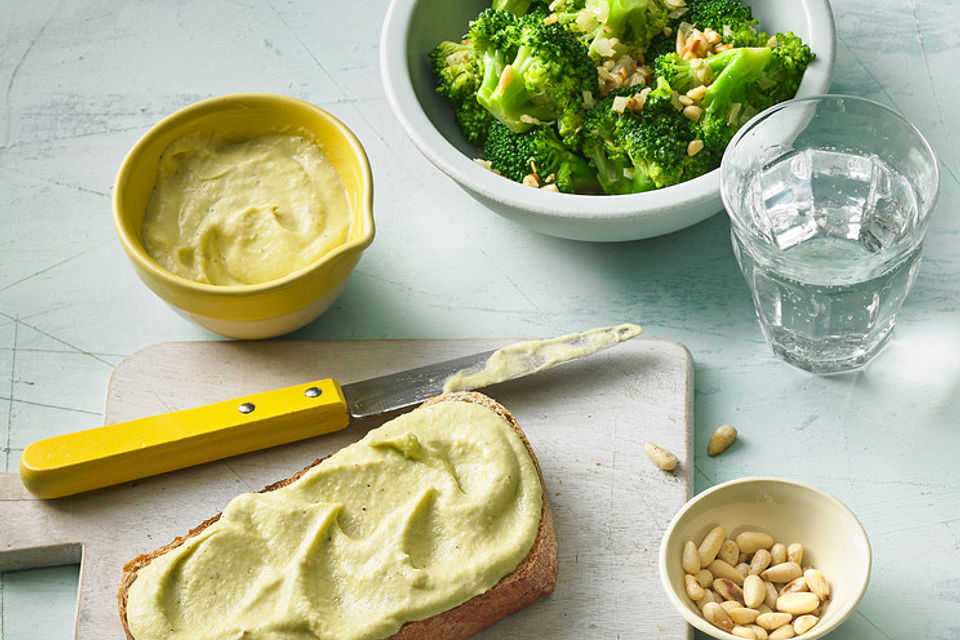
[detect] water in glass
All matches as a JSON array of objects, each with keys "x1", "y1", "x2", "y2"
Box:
[{"x1": 733, "y1": 148, "x2": 923, "y2": 372}]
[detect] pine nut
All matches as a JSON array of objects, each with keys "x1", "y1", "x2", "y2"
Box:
[
  {"x1": 770, "y1": 543, "x2": 787, "y2": 565},
  {"x1": 762, "y1": 562, "x2": 802, "y2": 584},
  {"x1": 682, "y1": 540, "x2": 701, "y2": 574},
  {"x1": 780, "y1": 577, "x2": 808, "y2": 595},
  {"x1": 750, "y1": 548, "x2": 773, "y2": 575},
  {"x1": 686, "y1": 139, "x2": 704, "y2": 156},
  {"x1": 769, "y1": 625, "x2": 796, "y2": 640},
  {"x1": 696, "y1": 569, "x2": 714, "y2": 588},
  {"x1": 776, "y1": 592, "x2": 820, "y2": 615},
  {"x1": 678, "y1": 94, "x2": 694, "y2": 106},
  {"x1": 756, "y1": 612, "x2": 792, "y2": 631},
  {"x1": 684, "y1": 529, "x2": 830, "y2": 638},
  {"x1": 685, "y1": 573, "x2": 705, "y2": 600},
  {"x1": 804, "y1": 569, "x2": 830, "y2": 602},
  {"x1": 709, "y1": 559, "x2": 745, "y2": 586},
  {"x1": 793, "y1": 614, "x2": 819, "y2": 634},
  {"x1": 708, "y1": 424, "x2": 738, "y2": 455},
  {"x1": 714, "y1": 578, "x2": 745, "y2": 604},
  {"x1": 787, "y1": 543, "x2": 804, "y2": 566},
  {"x1": 729, "y1": 607, "x2": 760, "y2": 625},
  {"x1": 735, "y1": 531, "x2": 774, "y2": 555},
  {"x1": 699, "y1": 526, "x2": 726, "y2": 566},
  {"x1": 719, "y1": 539, "x2": 740, "y2": 566},
  {"x1": 750, "y1": 624, "x2": 769, "y2": 640},
  {"x1": 644, "y1": 441, "x2": 678, "y2": 471},
  {"x1": 764, "y1": 580, "x2": 779, "y2": 609},
  {"x1": 703, "y1": 602, "x2": 735, "y2": 632},
  {"x1": 743, "y1": 574, "x2": 766, "y2": 608}
]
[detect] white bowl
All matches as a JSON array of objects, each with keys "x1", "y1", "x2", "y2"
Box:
[
  {"x1": 659, "y1": 477, "x2": 871, "y2": 639},
  {"x1": 380, "y1": 0, "x2": 836, "y2": 241}
]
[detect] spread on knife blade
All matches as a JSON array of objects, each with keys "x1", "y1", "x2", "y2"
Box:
[{"x1": 442, "y1": 323, "x2": 642, "y2": 393}]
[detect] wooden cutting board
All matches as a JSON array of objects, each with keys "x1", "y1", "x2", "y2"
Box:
[{"x1": 0, "y1": 338, "x2": 694, "y2": 639}]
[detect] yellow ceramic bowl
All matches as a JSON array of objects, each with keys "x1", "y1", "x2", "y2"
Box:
[{"x1": 113, "y1": 94, "x2": 375, "y2": 339}]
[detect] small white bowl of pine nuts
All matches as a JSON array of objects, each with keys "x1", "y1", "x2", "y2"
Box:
[{"x1": 659, "y1": 477, "x2": 871, "y2": 640}]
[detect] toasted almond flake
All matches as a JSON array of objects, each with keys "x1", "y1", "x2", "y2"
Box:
[
  {"x1": 540, "y1": 183, "x2": 560, "y2": 192},
  {"x1": 473, "y1": 158, "x2": 497, "y2": 173},
  {"x1": 683, "y1": 105, "x2": 704, "y2": 121},
  {"x1": 625, "y1": 97, "x2": 643, "y2": 111},
  {"x1": 687, "y1": 85, "x2": 707, "y2": 101},
  {"x1": 670, "y1": 91, "x2": 684, "y2": 111},
  {"x1": 767, "y1": 35, "x2": 779, "y2": 48},
  {"x1": 522, "y1": 174, "x2": 541, "y2": 188},
  {"x1": 687, "y1": 139, "x2": 704, "y2": 156},
  {"x1": 611, "y1": 95, "x2": 630, "y2": 113}
]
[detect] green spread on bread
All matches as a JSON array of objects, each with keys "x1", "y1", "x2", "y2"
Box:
[{"x1": 123, "y1": 400, "x2": 543, "y2": 640}]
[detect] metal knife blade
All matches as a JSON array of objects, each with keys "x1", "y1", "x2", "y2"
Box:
[{"x1": 343, "y1": 323, "x2": 642, "y2": 417}]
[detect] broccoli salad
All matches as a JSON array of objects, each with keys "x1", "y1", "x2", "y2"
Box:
[{"x1": 430, "y1": 0, "x2": 814, "y2": 195}]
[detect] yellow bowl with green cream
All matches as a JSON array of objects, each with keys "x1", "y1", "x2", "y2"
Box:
[{"x1": 113, "y1": 94, "x2": 375, "y2": 339}]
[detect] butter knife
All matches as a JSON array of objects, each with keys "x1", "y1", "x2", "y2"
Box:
[{"x1": 20, "y1": 324, "x2": 641, "y2": 498}]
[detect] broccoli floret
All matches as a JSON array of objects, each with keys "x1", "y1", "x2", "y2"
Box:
[
  {"x1": 431, "y1": 40, "x2": 478, "y2": 101},
  {"x1": 474, "y1": 10, "x2": 596, "y2": 143},
  {"x1": 653, "y1": 48, "x2": 740, "y2": 93},
  {"x1": 685, "y1": 0, "x2": 767, "y2": 47},
  {"x1": 755, "y1": 32, "x2": 815, "y2": 103},
  {"x1": 430, "y1": 39, "x2": 493, "y2": 146},
  {"x1": 695, "y1": 37, "x2": 814, "y2": 153},
  {"x1": 482, "y1": 120, "x2": 602, "y2": 193},
  {"x1": 557, "y1": 0, "x2": 670, "y2": 59},
  {"x1": 582, "y1": 78, "x2": 716, "y2": 193}
]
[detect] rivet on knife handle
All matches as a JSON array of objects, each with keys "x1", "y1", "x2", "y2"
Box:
[{"x1": 19, "y1": 378, "x2": 349, "y2": 499}]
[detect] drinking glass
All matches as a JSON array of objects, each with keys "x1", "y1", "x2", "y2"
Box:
[{"x1": 720, "y1": 95, "x2": 940, "y2": 373}]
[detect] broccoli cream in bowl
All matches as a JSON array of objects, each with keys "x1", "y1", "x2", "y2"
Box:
[
  {"x1": 381, "y1": 0, "x2": 835, "y2": 241},
  {"x1": 114, "y1": 94, "x2": 374, "y2": 339}
]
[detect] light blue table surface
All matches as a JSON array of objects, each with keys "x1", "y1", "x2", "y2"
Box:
[{"x1": 2, "y1": 1, "x2": 958, "y2": 638}]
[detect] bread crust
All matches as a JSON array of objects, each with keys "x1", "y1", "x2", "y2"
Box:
[{"x1": 117, "y1": 391, "x2": 557, "y2": 640}]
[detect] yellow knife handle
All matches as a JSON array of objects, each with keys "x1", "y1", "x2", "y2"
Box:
[{"x1": 19, "y1": 378, "x2": 349, "y2": 499}]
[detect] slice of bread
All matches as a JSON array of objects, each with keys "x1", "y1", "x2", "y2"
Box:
[{"x1": 117, "y1": 391, "x2": 558, "y2": 640}]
